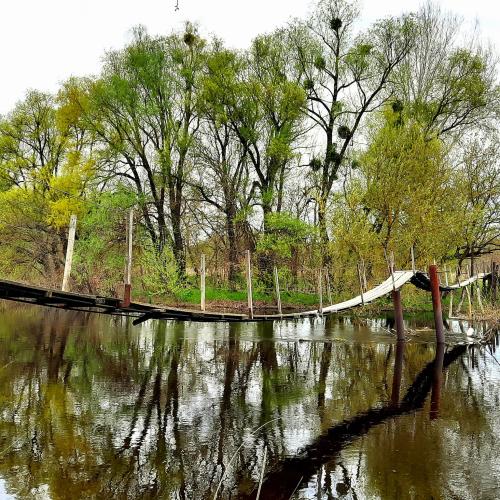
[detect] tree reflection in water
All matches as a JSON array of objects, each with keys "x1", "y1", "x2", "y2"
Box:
[{"x1": 0, "y1": 305, "x2": 498, "y2": 499}]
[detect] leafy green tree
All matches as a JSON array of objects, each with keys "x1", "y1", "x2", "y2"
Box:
[
  {"x1": 0, "y1": 91, "x2": 93, "y2": 282},
  {"x1": 452, "y1": 132, "x2": 500, "y2": 268},
  {"x1": 69, "y1": 26, "x2": 206, "y2": 277},
  {"x1": 289, "y1": 0, "x2": 416, "y2": 255},
  {"x1": 395, "y1": 1, "x2": 500, "y2": 138}
]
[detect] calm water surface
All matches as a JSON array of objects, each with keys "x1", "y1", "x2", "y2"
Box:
[{"x1": 0, "y1": 305, "x2": 498, "y2": 499}]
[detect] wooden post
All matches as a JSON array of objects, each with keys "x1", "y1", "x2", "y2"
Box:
[
  {"x1": 318, "y1": 268, "x2": 323, "y2": 314},
  {"x1": 357, "y1": 262, "x2": 365, "y2": 306},
  {"x1": 445, "y1": 265, "x2": 453, "y2": 318},
  {"x1": 411, "y1": 245, "x2": 416, "y2": 275},
  {"x1": 123, "y1": 208, "x2": 133, "y2": 308},
  {"x1": 387, "y1": 250, "x2": 396, "y2": 291},
  {"x1": 429, "y1": 265, "x2": 445, "y2": 344},
  {"x1": 325, "y1": 269, "x2": 333, "y2": 305},
  {"x1": 273, "y1": 266, "x2": 282, "y2": 317},
  {"x1": 62, "y1": 215, "x2": 77, "y2": 292},
  {"x1": 246, "y1": 250, "x2": 253, "y2": 319},
  {"x1": 476, "y1": 278, "x2": 484, "y2": 313},
  {"x1": 361, "y1": 258, "x2": 368, "y2": 291},
  {"x1": 200, "y1": 254, "x2": 206, "y2": 312},
  {"x1": 492, "y1": 262, "x2": 498, "y2": 304},
  {"x1": 465, "y1": 264, "x2": 472, "y2": 318}
]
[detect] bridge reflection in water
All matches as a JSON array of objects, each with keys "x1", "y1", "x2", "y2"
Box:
[{"x1": 0, "y1": 307, "x2": 498, "y2": 499}]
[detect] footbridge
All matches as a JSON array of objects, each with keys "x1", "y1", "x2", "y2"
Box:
[{"x1": 0, "y1": 270, "x2": 489, "y2": 324}]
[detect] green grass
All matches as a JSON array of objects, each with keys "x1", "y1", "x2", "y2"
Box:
[{"x1": 174, "y1": 286, "x2": 321, "y2": 307}]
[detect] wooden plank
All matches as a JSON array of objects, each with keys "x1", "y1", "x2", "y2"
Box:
[{"x1": 62, "y1": 215, "x2": 77, "y2": 292}]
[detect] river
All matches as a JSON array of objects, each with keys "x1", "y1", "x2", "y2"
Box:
[{"x1": 0, "y1": 304, "x2": 498, "y2": 499}]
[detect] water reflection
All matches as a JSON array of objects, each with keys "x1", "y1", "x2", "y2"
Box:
[{"x1": 0, "y1": 305, "x2": 498, "y2": 499}]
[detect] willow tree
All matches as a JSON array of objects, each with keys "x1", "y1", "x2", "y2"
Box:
[
  {"x1": 360, "y1": 107, "x2": 459, "y2": 264},
  {"x1": 453, "y1": 133, "x2": 500, "y2": 269},
  {"x1": 194, "y1": 44, "x2": 253, "y2": 285},
  {"x1": 0, "y1": 91, "x2": 92, "y2": 282},
  {"x1": 289, "y1": 0, "x2": 415, "y2": 254},
  {"x1": 395, "y1": 1, "x2": 500, "y2": 138},
  {"x1": 69, "y1": 26, "x2": 206, "y2": 277}
]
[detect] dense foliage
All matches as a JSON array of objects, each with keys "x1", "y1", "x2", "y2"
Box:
[{"x1": 0, "y1": 0, "x2": 498, "y2": 302}]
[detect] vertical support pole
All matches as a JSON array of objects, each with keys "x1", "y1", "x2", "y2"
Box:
[
  {"x1": 361, "y1": 259, "x2": 368, "y2": 291},
  {"x1": 389, "y1": 251, "x2": 396, "y2": 291},
  {"x1": 445, "y1": 265, "x2": 453, "y2": 319},
  {"x1": 429, "y1": 265, "x2": 445, "y2": 344},
  {"x1": 357, "y1": 262, "x2": 365, "y2": 306},
  {"x1": 62, "y1": 214, "x2": 77, "y2": 292},
  {"x1": 411, "y1": 245, "x2": 416, "y2": 275},
  {"x1": 325, "y1": 269, "x2": 333, "y2": 305},
  {"x1": 273, "y1": 266, "x2": 282, "y2": 317},
  {"x1": 465, "y1": 264, "x2": 472, "y2": 318},
  {"x1": 246, "y1": 250, "x2": 253, "y2": 319},
  {"x1": 476, "y1": 278, "x2": 484, "y2": 313},
  {"x1": 200, "y1": 254, "x2": 206, "y2": 312},
  {"x1": 392, "y1": 289, "x2": 405, "y2": 341},
  {"x1": 492, "y1": 262, "x2": 498, "y2": 304},
  {"x1": 318, "y1": 268, "x2": 323, "y2": 314},
  {"x1": 123, "y1": 208, "x2": 133, "y2": 308}
]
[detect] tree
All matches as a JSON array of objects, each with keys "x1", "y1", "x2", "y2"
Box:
[
  {"x1": 338, "y1": 107, "x2": 460, "y2": 270},
  {"x1": 194, "y1": 44, "x2": 253, "y2": 286},
  {"x1": 453, "y1": 132, "x2": 500, "y2": 269},
  {"x1": 70, "y1": 26, "x2": 206, "y2": 277},
  {"x1": 0, "y1": 91, "x2": 93, "y2": 282},
  {"x1": 289, "y1": 0, "x2": 415, "y2": 255},
  {"x1": 395, "y1": 1, "x2": 500, "y2": 138}
]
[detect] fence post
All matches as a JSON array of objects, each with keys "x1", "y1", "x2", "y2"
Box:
[
  {"x1": 465, "y1": 265, "x2": 473, "y2": 318},
  {"x1": 273, "y1": 266, "x2": 282, "y2": 317},
  {"x1": 246, "y1": 250, "x2": 253, "y2": 319},
  {"x1": 325, "y1": 269, "x2": 333, "y2": 305},
  {"x1": 200, "y1": 254, "x2": 206, "y2": 312},
  {"x1": 123, "y1": 208, "x2": 133, "y2": 308},
  {"x1": 411, "y1": 245, "x2": 416, "y2": 275},
  {"x1": 492, "y1": 262, "x2": 498, "y2": 304},
  {"x1": 62, "y1": 214, "x2": 77, "y2": 292},
  {"x1": 318, "y1": 268, "x2": 323, "y2": 314},
  {"x1": 445, "y1": 265, "x2": 453, "y2": 318},
  {"x1": 357, "y1": 262, "x2": 365, "y2": 306},
  {"x1": 429, "y1": 265, "x2": 445, "y2": 344}
]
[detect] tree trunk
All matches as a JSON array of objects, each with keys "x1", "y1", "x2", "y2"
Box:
[{"x1": 226, "y1": 207, "x2": 239, "y2": 289}]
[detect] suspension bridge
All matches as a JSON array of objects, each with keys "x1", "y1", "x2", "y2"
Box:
[{"x1": 0, "y1": 269, "x2": 490, "y2": 325}]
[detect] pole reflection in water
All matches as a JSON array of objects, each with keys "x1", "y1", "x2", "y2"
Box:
[
  {"x1": 391, "y1": 341, "x2": 405, "y2": 407},
  {"x1": 0, "y1": 306, "x2": 498, "y2": 500},
  {"x1": 430, "y1": 343, "x2": 445, "y2": 420}
]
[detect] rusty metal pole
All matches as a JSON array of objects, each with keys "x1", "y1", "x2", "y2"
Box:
[
  {"x1": 392, "y1": 289, "x2": 405, "y2": 341},
  {"x1": 429, "y1": 265, "x2": 445, "y2": 344}
]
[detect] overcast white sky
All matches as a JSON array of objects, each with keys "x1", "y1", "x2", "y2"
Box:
[{"x1": 0, "y1": 0, "x2": 499, "y2": 114}]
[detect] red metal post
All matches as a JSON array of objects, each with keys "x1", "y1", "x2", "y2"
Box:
[
  {"x1": 122, "y1": 284, "x2": 132, "y2": 308},
  {"x1": 392, "y1": 289, "x2": 405, "y2": 341},
  {"x1": 429, "y1": 265, "x2": 445, "y2": 344}
]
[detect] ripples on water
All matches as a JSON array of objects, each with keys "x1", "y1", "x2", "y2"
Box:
[{"x1": 0, "y1": 305, "x2": 498, "y2": 499}]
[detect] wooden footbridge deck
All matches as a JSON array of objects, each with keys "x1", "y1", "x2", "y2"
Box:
[{"x1": 0, "y1": 270, "x2": 489, "y2": 324}]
